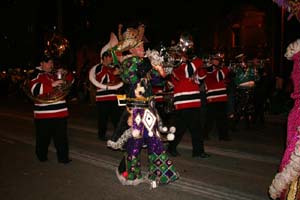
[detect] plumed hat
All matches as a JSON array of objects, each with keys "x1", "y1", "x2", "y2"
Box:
[{"x1": 116, "y1": 24, "x2": 145, "y2": 52}]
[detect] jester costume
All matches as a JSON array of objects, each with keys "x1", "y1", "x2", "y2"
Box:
[
  {"x1": 269, "y1": 39, "x2": 300, "y2": 200},
  {"x1": 107, "y1": 55, "x2": 179, "y2": 188}
]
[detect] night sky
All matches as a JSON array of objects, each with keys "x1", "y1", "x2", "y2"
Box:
[{"x1": 0, "y1": 0, "x2": 299, "y2": 67}]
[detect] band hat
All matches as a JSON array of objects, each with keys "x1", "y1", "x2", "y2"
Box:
[{"x1": 212, "y1": 52, "x2": 225, "y2": 60}]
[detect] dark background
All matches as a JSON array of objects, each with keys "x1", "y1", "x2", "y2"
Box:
[{"x1": 0, "y1": 0, "x2": 299, "y2": 72}]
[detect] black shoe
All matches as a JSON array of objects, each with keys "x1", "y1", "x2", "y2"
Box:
[
  {"x1": 193, "y1": 152, "x2": 210, "y2": 158},
  {"x1": 58, "y1": 159, "x2": 72, "y2": 164}
]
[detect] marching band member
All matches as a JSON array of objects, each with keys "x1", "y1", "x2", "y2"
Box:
[
  {"x1": 29, "y1": 54, "x2": 74, "y2": 164},
  {"x1": 167, "y1": 32, "x2": 210, "y2": 158},
  {"x1": 202, "y1": 53, "x2": 230, "y2": 141},
  {"x1": 89, "y1": 45, "x2": 124, "y2": 141}
]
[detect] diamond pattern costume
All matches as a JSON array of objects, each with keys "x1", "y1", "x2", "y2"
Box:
[{"x1": 106, "y1": 25, "x2": 179, "y2": 188}]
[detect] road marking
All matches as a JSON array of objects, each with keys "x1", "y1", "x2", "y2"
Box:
[
  {"x1": 0, "y1": 137, "x2": 15, "y2": 144},
  {"x1": 0, "y1": 133, "x2": 263, "y2": 200}
]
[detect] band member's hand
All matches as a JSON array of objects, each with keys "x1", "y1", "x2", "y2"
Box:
[
  {"x1": 56, "y1": 68, "x2": 65, "y2": 74},
  {"x1": 52, "y1": 80, "x2": 64, "y2": 87},
  {"x1": 181, "y1": 55, "x2": 188, "y2": 62},
  {"x1": 113, "y1": 68, "x2": 120, "y2": 75},
  {"x1": 153, "y1": 65, "x2": 166, "y2": 78}
]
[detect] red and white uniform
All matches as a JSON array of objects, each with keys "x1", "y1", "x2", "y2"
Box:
[
  {"x1": 94, "y1": 64, "x2": 121, "y2": 102},
  {"x1": 171, "y1": 57, "x2": 205, "y2": 110},
  {"x1": 204, "y1": 66, "x2": 229, "y2": 103},
  {"x1": 30, "y1": 67, "x2": 73, "y2": 119},
  {"x1": 152, "y1": 85, "x2": 164, "y2": 103}
]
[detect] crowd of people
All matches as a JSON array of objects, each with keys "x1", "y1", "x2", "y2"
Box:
[{"x1": 82, "y1": 23, "x2": 278, "y2": 188}]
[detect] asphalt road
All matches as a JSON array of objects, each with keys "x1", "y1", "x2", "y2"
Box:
[{"x1": 0, "y1": 97, "x2": 287, "y2": 200}]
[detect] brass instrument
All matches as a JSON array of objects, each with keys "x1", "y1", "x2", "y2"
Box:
[
  {"x1": 161, "y1": 45, "x2": 183, "y2": 69},
  {"x1": 23, "y1": 30, "x2": 73, "y2": 103},
  {"x1": 23, "y1": 68, "x2": 73, "y2": 104},
  {"x1": 145, "y1": 45, "x2": 182, "y2": 75},
  {"x1": 202, "y1": 53, "x2": 225, "y2": 68},
  {"x1": 89, "y1": 63, "x2": 123, "y2": 90}
]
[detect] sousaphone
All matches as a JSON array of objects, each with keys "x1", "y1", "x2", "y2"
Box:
[
  {"x1": 89, "y1": 32, "x2": 123, "y2": 90},
  {"x1": 23, "y1": 68, "x2": 73, "y2": 103}
]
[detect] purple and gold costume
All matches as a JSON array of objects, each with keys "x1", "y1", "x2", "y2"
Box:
[{"x1": 109, "y1": 55, "x2": 179, "y2": 187}]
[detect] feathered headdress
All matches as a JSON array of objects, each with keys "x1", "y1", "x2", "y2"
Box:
[
  {"x1": 272, "y1": 0, "x2": 300, "y2": 21},
  {"x1": 116, "y1": 24, "x2": 145, "y2": 52},
  {"x1": 285, "y1": 38, "x2": 300, "y2": 60}
]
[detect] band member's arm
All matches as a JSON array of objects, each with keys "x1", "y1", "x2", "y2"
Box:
[{"x1": 30, "y1": 73, "x2": 54, "y2": 97}]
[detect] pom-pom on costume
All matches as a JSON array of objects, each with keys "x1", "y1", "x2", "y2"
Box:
[
  {"x1": 269, "y1": 39, "x2": 300, "y2": 200},
  {"x1": 106, "y1": 24, "x2": 179, "y2": 188}
]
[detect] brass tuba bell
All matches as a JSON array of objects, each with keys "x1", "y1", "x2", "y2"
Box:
[{"x1": 23, "y1": 68, "x2": 73, "y2": 104}]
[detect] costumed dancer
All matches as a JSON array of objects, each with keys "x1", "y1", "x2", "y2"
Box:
[
  {"x1": 106, "y1": 24, "x2": 179, "y2": 188},
  {"x1": 269, "y1": 39, "x2": 300, "y2": 200}
]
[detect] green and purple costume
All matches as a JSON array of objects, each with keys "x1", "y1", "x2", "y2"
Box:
[{"x1": 114, "y1": 55, "x2": 179, "y2": 187}]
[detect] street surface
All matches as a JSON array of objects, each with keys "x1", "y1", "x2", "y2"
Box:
[{"x1": 0, "y1": 97, "x2": 287, "y2": 200}]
